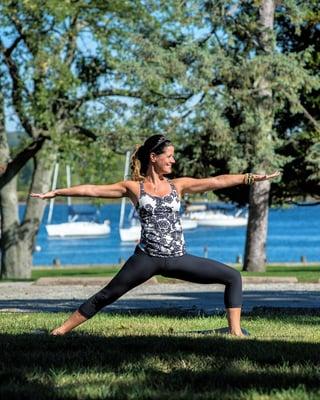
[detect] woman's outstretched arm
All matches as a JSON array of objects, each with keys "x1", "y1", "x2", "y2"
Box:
[
  {"x1": 175, "y1": 172, "x2": 280, "y2": 196},
  {"x1": 30, "y1": 181, "x2": 129, "y2": 200}
]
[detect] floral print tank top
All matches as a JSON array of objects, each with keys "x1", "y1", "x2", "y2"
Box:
[{"x1": 136, "y1": 180, "x2": 186, "y2": 257}]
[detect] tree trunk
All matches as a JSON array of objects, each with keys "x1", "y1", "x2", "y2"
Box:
[
  {"x1": 0, "y1": 176, "x2": 30, "y2": 278},
  {"x1": 243, "y1": 0, "x2": 275, "y2": 272},
  {"x1": 0, "y1": 114, "x2": 25, "y2": 277},
  {"x1": 0, "y1": 142, "x2": 56, "y2": 279},
  {"x1": 0, "y1": 95, "x2": 8, "y2": 177},
  {"x1": 244, "y1": 180, "x2": 271, "y2": 271}
]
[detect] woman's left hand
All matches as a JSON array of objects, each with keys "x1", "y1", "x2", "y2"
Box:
[{"x1": 253, "y1": 171, "x2": 281, "y2": 182}]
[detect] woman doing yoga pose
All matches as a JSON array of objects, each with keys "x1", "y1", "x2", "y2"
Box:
[{"x1": 31, "y1": 134, "x2": 280, "y2": 336}]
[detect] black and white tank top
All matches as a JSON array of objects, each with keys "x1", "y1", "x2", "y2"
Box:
[{"x1": 136, "y1": 180, "x2": 186, "y2": 257}]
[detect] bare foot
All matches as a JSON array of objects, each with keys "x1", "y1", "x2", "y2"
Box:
[
  {"x1": 230, "y1": 328, "x2": 250, "y2": 337},
  {"x1": 215, "y1": 327, "x2": 250, "y2": 337},
  {"x1": 230, "y1": 330, "x2": 245, "y2": 337},
  {"x1": 50, "y1": 327, "x2": 67, "y2": 336}
]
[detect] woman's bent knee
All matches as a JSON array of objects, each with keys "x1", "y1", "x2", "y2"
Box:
[
  {"x1": 224, "y1": 269, "x2": 242, "y2": 308},
  {"x1": 228, "y1": 268, "x2": 242, "y2": 286},
  {"x1": 78, "y1": 288, "x2": 121, "y2": 319}
]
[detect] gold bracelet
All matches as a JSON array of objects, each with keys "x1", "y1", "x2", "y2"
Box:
[{"x1": 244, "y1": 173, "x2": 255, "y2": 185}]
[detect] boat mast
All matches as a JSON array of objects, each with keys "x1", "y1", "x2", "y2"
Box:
[
  {"x1": 66, "y1": 165, "x2": 73, "y2": 222},
  {"x1": 66, "y1": 164, "x2": 72, "y2": 207},
  {"x1": 119, "y1": 151, "x2": 131, "y2": 229},
  {"x1": 47, "y1": 163, "x2": 59, "y2": 224}
]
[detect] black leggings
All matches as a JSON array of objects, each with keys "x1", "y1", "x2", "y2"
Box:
[{"x1": 78, "y1": 246, "x2": 242, "y2": 319}]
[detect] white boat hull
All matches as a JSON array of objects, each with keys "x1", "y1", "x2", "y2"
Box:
[
  {"x1": 196, "y1": 218, "x2": 247, "y2": 227},
  {"x1": 120, "y1": 225, "x2": 141, "y2": 242},
  {"x1": 181, "y1": 218, "x2": 198, "y2": 230},
  {"x1": 119, "y1": 218, "x2": 197, "y2": 242},
  {"x1": 186, "y1": 211, "x2": 248, "y2": 227},
  {"x1": 46, "y1": 221, "x2": 111, "y2": 237}
]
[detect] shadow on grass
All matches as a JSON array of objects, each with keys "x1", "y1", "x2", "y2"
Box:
[
  {"x1": 1, "y1": 287, "x2": 320, "y2": 314},
  {"x1": 249, "y1": 307, "x2": 320, "y2": 326},
  {"x1": 1, "y1": 331, "x2": 320, "y2": 399}
]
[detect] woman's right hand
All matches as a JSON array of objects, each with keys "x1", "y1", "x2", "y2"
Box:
[{"x1": 30, "y1": 190, "x2": 56, "y2": 199}]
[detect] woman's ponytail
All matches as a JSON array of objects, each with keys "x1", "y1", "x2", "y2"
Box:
[{"x1": 130, "y1": 144, "x2": 145, "y2": 181}]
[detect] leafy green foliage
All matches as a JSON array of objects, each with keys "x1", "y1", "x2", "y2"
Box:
[
  {"x1": 115, "y1": 1, "x2": 319, "y2": 205},
  {"x1": 1, "y1": 0, "x2": 318, "y2": 200}
]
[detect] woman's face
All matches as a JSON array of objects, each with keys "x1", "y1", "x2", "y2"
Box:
[{"x1": 151, "y1": 145, "x2": 175, "y2": 175}]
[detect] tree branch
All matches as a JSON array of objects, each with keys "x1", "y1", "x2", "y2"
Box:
[
  {"x1": 283, "y1": 90, "x2": 320, "y2": 133},
  {"x1": 64, "y1": 13, "x2": 80, "y2": 67},
  {"x1": 0, "y1": 40, "x2": 34, "y2": 137},
  {"x1": 86, "y1": 89, "x2": 143, "y2": 101},
  {"x1": 4, "y1": 35, "x2": 23, "y2": 57},
  {"x1": 72, "y1": 125, "x2": 98, "y2": 140},
  {"x1": 0, "y1": 135, "x2": 47, "y2": 189},
  {"x1": 149, "y1": 89, "x2": 193, "y2": 101},
  {"x1": 197, "y1": 28, "x2": 216, "y2": 48},
  {"x1": 10, "y1": 14, "x2": 38, "y2": 54}
]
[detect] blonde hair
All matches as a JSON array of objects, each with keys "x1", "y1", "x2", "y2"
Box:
[{"x1": 131, "y1": 145, "x2": 145, "y2": 181}]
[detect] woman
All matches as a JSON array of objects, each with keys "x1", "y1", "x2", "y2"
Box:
[{"x1": 31, "y1": 134, "x2": 280, "y2": 336}]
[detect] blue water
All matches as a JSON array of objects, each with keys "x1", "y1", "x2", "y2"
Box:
[{"x1": 24, "y1": 203, "x2": 320, "y2": 265}]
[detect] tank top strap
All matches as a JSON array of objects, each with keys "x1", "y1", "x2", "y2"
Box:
[
  {"x1": 167, "y1": 179, "x2": 178, "y2": 197},
  {"x1": 139, "y1": 180, "x2": 145, "y2": 197}
]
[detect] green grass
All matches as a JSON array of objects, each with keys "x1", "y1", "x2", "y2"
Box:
[
  {"x1": 240, "y1": 265, "x2": 320, "y2": 283},
  {"x1": 32, "y1": 266, "x2": 121, "y2": 280},
  {"x1": 30, "y1": 265, "x2": 320, "y2": 283},
  {"x1": 0, "y1": 312, "x2": 320, "y2": 399}
]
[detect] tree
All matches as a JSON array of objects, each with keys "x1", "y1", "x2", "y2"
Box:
[
  {"x1": 271, "y1": 0, "x2": 320, "y2": 204},
  {"x1": 242, "y1": 0, "x2": 276, "y2": 271},
  {"x1": 0, "y1": 1, "x2": 79, "y2": 278},
  {"x1": 0, "y1": 0, "x2": 150, "y2": 278},
  {"x1": 1, "y1": 0, "x2": 317, "y2": 278},
  {"x1": 119, "y1": 1, "x2": 318, "y2": 271},
  {"x1": 104, "y1": 0, "x2": 318, "y2": 271}
]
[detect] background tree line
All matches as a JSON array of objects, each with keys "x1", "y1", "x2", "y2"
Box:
[{"x1": 0, "y1": 0, "x2": 319, "y2": 279}]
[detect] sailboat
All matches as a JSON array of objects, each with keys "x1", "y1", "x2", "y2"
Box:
[
  {"x1": 46, "y1": 164, "x2": 111, "y2": 237},
  {"x1": 119, "y1": 152, "x2": 197, "y2": 242},
  {"x1": 119, "y1": 151, "x2": 141, "y2": 242},
  {"x1": 182, "y1": 203, "x2": 248, "y2": 227}
]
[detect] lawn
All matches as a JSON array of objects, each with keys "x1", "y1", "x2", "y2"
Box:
[
  {"x1": 30, "y1": 264, "x2": 320, "y2": 283},
  {"x1": 240, "y1": 265, "x2": 320, "y2": 283},
  {"x1": 1, "y1": 312, "x2": 320, "y2": 399}
]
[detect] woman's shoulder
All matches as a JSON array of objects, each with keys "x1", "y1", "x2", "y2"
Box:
[
  {"x1": 170, "y1": 177, "x2": 190, "y2": 195},
  {"x1": 123, "y1": 180, "x2": 141, "y2": 190},
  {"x1": 170, "y1": 177, "x2": 202, "y2": 196},
  {"x1": 121, "y1": 180, "x2": 142, "y2": 205},
  {"x1": 170, "y1": 177, "x2": 192, "y2": 187},
  {"x1": 124, "y1": 180, "x2": 144, "y2": 195}
]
